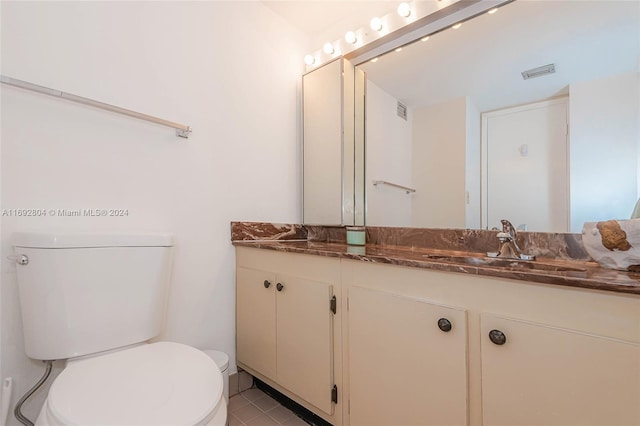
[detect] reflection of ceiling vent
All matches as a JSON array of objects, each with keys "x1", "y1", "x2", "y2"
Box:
[
  {"x1": 397, "y1": 101, "x2": 407, "y2": 120},
  {"x1": 521, "y1": 63, "x2": 556, "y2": 80}
]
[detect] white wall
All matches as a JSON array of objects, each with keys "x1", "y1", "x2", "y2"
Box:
[
  {"x1": 466, "y1": 99, "x2": 481, "y2": 229},
  {"x1": 1, "y1": 2, "x2": 307, "y2": 422},
  {"x1": 569, "y1": 72, "x2": 639, "y2": 232},
  {"x1": 412, "y1": 97, "x2": 467, "y2": 228},
  {"x1": 365, "y1": 80, "x2": 413, "y2": 227}
]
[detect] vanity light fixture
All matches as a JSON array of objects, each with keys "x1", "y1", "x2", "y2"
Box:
[
  {"x1": 395, "y1": 47, "x2": 402, "y2": 52},
  {"x1": 488, "y1": 7, "x2": 498, "y2": 14},
  {"x1": 421, "y1": 36, "x2": 430, "y2": 42},
  {"x1": 370, "y1": 17, "x2": 383, "y2": 32},
  {"x1": 397, "y1": 2, "x2": 411, "y2": 18},
  {"x1": 304, "y1": 54, "x2": 316, "y2": 66},
  {"x1": 345, "y1": 31, "x2": 358, "y2": 44},
  {"x1": 323, "y1": 42, "x2": 335, "y2": 55},
  {"x1": 452, "y1": 22, "x2": 462, "y2": 29}
]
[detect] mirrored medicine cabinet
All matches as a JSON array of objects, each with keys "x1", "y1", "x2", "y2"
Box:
[{"x1": 302, "y1": 58, "x2": 365, "y2": 226}]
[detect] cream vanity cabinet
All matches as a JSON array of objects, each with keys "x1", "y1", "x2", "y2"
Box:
[
  {"x1": 342, "y1": 259, "x2": 640, "y2": 426},
  {"x1": 235, "y1": 247, "x2": 343, "y2": 424},
  {"x1": 348, "y1": 285, "x2": 469, "y2": 425},
  {"x1": 480, "y1": 314, "x2": 640, "y2": 426}
]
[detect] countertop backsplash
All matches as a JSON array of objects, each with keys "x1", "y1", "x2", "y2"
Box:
[{"x1": 231, "y1": 222, "x2": 591, "y2": 261}]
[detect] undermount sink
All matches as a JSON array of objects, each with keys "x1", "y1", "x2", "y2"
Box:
[{"x1": 423, "y1": 254, "x2": 586, "y2": 273}]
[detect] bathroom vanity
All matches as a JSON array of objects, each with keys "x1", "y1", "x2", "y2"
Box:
[
  {"x1": 265, "y1": 1, "x2": 640, "y2": 423},
  {"x1": 233, "y1": 222, "x2": 640, "y2": 426},
  {"x1": 235, "y1": 246, "x2": 343, "y2": 424}
]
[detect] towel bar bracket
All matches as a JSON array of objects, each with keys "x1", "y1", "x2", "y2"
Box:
[{"x1": 176, "y1": 127, "x2": 192, "y2": 138}]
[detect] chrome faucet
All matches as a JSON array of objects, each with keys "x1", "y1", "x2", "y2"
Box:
[{"x1": 487, "y1": 219, "x2": 535, "y2": 261}]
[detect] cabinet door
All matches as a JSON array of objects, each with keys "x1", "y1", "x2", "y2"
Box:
[
  {"x1": 236, "y1": 267, "x2": 277, "y2": 379},
  {"x1": 276, "y1": 274, "x2": 335, "y2": 415},
  {"x1": 349, "y1": 286, "x2": 468, "y2": 426},
  {"x1": 481, "y1": 314, "x2": 640, "y2": 426}
]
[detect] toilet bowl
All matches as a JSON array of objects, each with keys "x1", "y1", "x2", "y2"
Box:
[{"x1": 34, "y1": 342, "x2": 226, "y2": 426}]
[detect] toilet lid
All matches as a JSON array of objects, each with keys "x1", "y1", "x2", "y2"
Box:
[{"x1": 48, "y1": 342, "x2": 223, "y2": 426}]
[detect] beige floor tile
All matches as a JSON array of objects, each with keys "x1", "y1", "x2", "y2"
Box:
[
  {"x1": 245, "y1": 413, "x2": 280, "y2": 426},
  {"x1": 252, "y1": 395, "x2": 280, "y2": 412},
  {"x1": 265, "y1": 405, "x2": 295, "y2": 424},
  {"x1": 229, "y1": 413, "x2": 244, "y2": 426},
  {"x1": 229, "y1": 394, "x2": 251, "y2": 412},
  {"x1": 241, "y1": 388, "x2": 267, "y2": 402},
  {"x1": 233, "y1": 403, "x2": 263, "y2": 424}
]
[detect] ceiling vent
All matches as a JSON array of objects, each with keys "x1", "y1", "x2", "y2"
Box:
[
  {"x1": 397, "y1": 101, "x2": 408, "y2": 121},
  {"x1": 521, "y1": 63, "x2": 556, "y2": 80}
]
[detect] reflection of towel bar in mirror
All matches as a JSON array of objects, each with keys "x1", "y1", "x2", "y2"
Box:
[
  {"x1": 372, "y1": 180, "x2": 416, "y2": 194},
  {"x1": 1, "y1": 75, "x2": 192, "y2": 138}
]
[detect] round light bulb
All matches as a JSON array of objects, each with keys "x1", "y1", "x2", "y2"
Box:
[
  {"x1": 452, "y1": 22, "x2": 462, "y2": 29},
  {"x1": 421, "y1": 36, "x2": 430, "y2": 42},
  {"x1": 304, "y1": 54, "x2": 316, "y2": 66},
  {"x1": 370, "y1": 57, "x2": 379, "y2": 63},
  {"x1": 397, "y1": 2, "x2": 411, "y2": 18},
  {"x1": 370, "y1": 17, "x2": 383, "y2": 31},
  {"x1": 323, "y1": 42, "x2": 335, "y2": 55},
  {"x1": 345, "y1": 31, "x2": 357, "y2": 44},
  {"x1": 395, "y1": 47, "x2": 402, "y2": 52},
  {"x1": 488, "y1": 7, "x2": 498, "y2": 14}
]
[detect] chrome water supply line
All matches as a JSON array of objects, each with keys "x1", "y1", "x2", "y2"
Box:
[{"x1": 14, "y1": 360, "x2": 54, "y2": 426}]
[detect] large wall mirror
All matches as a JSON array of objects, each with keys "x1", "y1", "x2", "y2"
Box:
[{"x1": 359, "y1": 0, "x2": 639, "y2": 233}]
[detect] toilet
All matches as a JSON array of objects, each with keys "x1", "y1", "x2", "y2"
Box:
[
  {"x1": 202, "y1": 350, "x2": 229, "y2": 403},
  {"x1": 12, "y1": 232, "x2": 227, "y2": 426}
]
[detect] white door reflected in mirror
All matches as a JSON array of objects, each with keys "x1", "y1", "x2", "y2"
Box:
[{"x1": 482, "y1": 98, "x2": 569, "y2": 233}]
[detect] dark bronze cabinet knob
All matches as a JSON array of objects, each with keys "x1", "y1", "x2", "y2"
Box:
[
  {"x1": 263, "y1": 280, "x2": 271, "y2": 289},
  {"x1": 489, "y1": 329, "x2": 507, "y2": 345},
  {"x1": 437, "y1": 318, "x2": 452, "y2": 332},
  {"x1": 276, "y1": 282, "x2": 284, "y2": 292}
]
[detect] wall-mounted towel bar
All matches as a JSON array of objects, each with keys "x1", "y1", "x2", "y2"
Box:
[
  {"x1": 372, "y1": 180, "x2": 416, "y2": 194},
  {"x1": 1, "y1": 75, "x2": 192, "y2": 138}
]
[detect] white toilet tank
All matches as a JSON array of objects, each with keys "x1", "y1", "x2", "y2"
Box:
[{"x1": 12, "y1": 233, "x2": 173, "y2": 361}]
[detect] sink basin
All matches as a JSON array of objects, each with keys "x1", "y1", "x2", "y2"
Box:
[{"x1": 423, "y1": 255, "x2": 586, "y2": 273}]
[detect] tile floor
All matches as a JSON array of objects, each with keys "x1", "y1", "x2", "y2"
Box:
[{"x1": 228, "y1": 387, "x2": 310, "y2": 426}]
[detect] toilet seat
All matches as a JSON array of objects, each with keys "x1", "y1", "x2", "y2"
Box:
[{"x1": 45, "y1": 342, "x2": 224, "y2": 426}]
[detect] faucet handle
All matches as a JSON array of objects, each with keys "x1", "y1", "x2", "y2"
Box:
[{"x1": 500, "y1": 219, "x2": 518, "y2": 238}]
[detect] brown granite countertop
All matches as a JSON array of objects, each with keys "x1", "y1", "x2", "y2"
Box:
[{"x1": 233, "y1": 240, "x2": 640, "y2": 295}]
